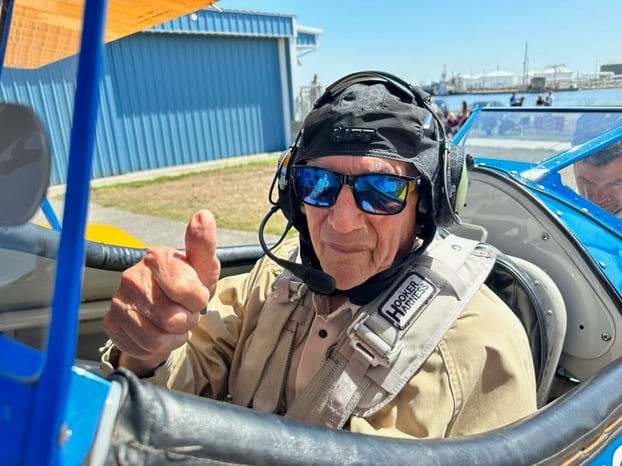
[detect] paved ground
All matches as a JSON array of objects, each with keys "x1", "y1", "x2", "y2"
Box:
[{"x1": 36, "y1": 199, "x2": 263, "y2": 249}]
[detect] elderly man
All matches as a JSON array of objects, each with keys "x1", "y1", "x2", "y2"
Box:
[{"x1": 101, "y1": 71, "x2": 536, "y2": 439}]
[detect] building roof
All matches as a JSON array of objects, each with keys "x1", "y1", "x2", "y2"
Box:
[
  {"x1": 146, "y1": 8, "x2": 322, "y2": 48},
  {"x1": 148, "y1": 8, "x2": 295, "y2": 38}
]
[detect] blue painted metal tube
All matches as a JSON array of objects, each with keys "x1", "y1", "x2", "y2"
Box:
[
  {"x1": 452, "y1": 107, "x2": 480, "y2": 143},
  {"x1": 41, "y1": 197, "x2": 62, "y2": 231},
  {"x1": 0, "y1": 0, "x2": 15, "y2": 81},
  {"x1": 521, "y1": 124, "x2": 622, "y2": 182},
  {"x1": 23, "y1": 1, "x2": 108, "y2": 464}
]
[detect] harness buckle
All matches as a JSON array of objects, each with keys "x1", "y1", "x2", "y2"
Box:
[{"x1": 347, "y1": 312, "x2": 403, "y2": 367}]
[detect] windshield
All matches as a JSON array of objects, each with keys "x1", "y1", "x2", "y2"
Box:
[
  {"x1": 455, "y1": 107, "x2": 622, "y2": 224},
  {"x1": 457, "y1": 108, "x2": 578, "y2": 162}
]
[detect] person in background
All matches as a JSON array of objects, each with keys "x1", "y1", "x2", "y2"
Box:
[
  {"x1": 309, "y1": 73, "x2": 323, "y2": 104},
  {"x1": 573, "y1": 143, "x2": 622, "y2": 218},
  {"x1": 510, "y1": 95, "x2": 525, "y2": 107},
  {"x1": 544, "y1": 90, "x2": 554, "y2": 106},
  {"x1": 536, "y1": 94, "x2": 545, "y2": 106},
  {"x1": 510, "y1": 92, "x2": 519, "y2": 106},
  {"x1": 457, "y1": 100, "x2": 470, "y2": 128},
  {"x1": 444, "y1": 111, "x2": 460, "y2": 136},
  {"x1": 100, "y1": 71, "x2": 537, "y2": 439},
  {"x1": 572, "y1": 113, "x2": 622, "y2": 218}
]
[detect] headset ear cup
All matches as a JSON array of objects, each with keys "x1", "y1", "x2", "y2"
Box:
[
  {"x1": 277, "y1": 149, "x2": 292, "y2": 192},
  {"x1": 436, "y1": 145, "x2": 467, "y2": 226},
  {"x1": 454, "y1": 159, "x2": 468, "y2": 215},
  {"x1": 415, "y1": 180, "x2": 434, "y2": 247},
  {"x1": 274, "y1": 143, "x2": 316, "y2": 265},
  {"x1": 275, "y1": 146, "x2": 303, "y2": 227},
  {"x1": 448, "y1": 146, "x2": 467, "y2": 216}
]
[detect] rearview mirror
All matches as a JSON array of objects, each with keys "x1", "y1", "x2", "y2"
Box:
[{"x1": 0, "y1": 103, "x2": 51, "y2": 225}]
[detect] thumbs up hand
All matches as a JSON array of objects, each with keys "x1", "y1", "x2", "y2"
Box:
[{"x1": 103, "y1": 210, "x2": 221, "y2": 376}]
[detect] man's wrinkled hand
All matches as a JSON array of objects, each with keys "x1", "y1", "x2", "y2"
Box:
[{"x1": 103, "y1": 210, "x2": 221, "y2": 375}]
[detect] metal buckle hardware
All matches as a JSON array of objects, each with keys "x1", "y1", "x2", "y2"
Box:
[{"x1": 346, "y1": 311, "x2": 403, "y2": 367}]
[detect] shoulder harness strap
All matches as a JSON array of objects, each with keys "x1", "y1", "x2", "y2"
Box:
[
  {"x1": 231, "y1": 249, "x2": 312, "y2": 410},
  {"x1": 286, "y1": 234, "x2": 497, "y2": 428}
]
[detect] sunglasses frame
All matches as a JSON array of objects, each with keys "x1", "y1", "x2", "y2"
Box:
[{"x1": 292, "y1": 165, "x2": 422, "y2": 215}]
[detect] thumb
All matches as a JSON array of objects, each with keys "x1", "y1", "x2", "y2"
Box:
[{"x1": 185, "y1": 209, "x2": 221, "y2": 299}]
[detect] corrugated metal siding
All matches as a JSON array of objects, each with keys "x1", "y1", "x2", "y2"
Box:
[
  {"x1": 103, "y1": 33, "x2": 286, "y2": 176},
  {"x1": 149, "y1": 9, "x2": 294, "y2": 37},
  {"x1": 0, "y1": 9, "x2": 319, "y2": 185},
  {"x1": 0, "y1": 33, "x2": 288, "y2": 184},
  {"x1": 296, "y1": 31, "x2": 319, "y2": 47}
]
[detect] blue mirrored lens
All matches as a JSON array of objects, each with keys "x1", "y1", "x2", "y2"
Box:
[
  {"x1": 354, "y1": 174, "x2": 409, "y2": 214},
  {"x1": 293, "y1": 166, "x2": 411, "y2": 214},
  {"x1": 294, "y1": 166, "x2": 340, "y2": 206}
]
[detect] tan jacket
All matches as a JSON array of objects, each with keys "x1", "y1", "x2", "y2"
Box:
[{"x1": 102, "y1": 241, "x2": 537, "y2": 439}]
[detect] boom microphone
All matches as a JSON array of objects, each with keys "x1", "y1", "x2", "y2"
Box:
[{"x1": 258, "y1": 206, "x2": 336, "y2": 295}]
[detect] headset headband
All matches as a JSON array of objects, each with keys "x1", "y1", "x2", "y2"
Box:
[{"x1": 315, "y1": 71, "x2": 431, "y2": 110}]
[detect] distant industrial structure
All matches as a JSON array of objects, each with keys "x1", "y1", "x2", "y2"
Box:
[
  {"x1": 600, "y1": 60, "x2": 622, "y2": 77},
  {"x1": 428, "y1": 46, "x2": 622, "y2": 95}
]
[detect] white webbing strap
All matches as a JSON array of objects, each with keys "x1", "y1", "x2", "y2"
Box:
[
  {"x1": 415, "y1": 233, "x2": 481, "y2": 299},
  {"x1": 356, "y1": 238, "x2": 498, "y2": 417},
  {"x1": 287, "y1": 235, "x2": 497, "y2": 427}
]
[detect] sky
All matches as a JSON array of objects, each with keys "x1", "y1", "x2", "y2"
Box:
[{"x1": 217, "y1": 0, "x2": 621, "y2": 88}]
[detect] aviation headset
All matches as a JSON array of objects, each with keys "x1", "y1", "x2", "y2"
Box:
[{"x1": 259, "y1": 71, "x2": 468, "y2": 295}]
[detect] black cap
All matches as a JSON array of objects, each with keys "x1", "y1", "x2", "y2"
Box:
[{"x1": 294, "y1": 83, "x2": 441, "y2": 183}]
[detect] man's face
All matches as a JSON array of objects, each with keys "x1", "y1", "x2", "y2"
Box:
[
  {"x1": 573, "y1": 156, "x2": 622, "y2": 216},
  {"x1": 303, "y1": 155, "x2": 419, "y2": 290}
]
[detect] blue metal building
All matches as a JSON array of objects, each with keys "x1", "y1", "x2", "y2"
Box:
[{"x1": 0, "y1": 8, "x2": 321, "y2": 185}]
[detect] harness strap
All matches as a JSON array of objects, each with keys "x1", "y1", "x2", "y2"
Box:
[
  {"x1": 232, "y1": 265, "x2": 309, "y2": 408},
  {"x1": 415, "y1": 233, "x2": 478, "y2": 299},
  {"x1": 253, "y1": 303, "x2": 311, "y2": 412},
  {"x1": 285, "y1": 349, "x2": 372, "y2": 428},
  {"x1": 357, "y1": 240, "x2": 497, "y2": 417},
  {"x1": 286, "y1": 235, "x2": 497, "y2": 427}
]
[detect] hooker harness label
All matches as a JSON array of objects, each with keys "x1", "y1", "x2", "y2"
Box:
[{"x1": 379, "y1": 273, "x2": 440, "y2": 330}]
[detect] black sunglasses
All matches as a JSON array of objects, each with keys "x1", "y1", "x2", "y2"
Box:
[{"x1": 292, "y1": 165, "x2": 421, "y2": 215}]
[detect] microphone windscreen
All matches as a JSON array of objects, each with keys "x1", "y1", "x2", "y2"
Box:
[{"x1": 301, "y1": 266, "x2": 336, "y2": 294}]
